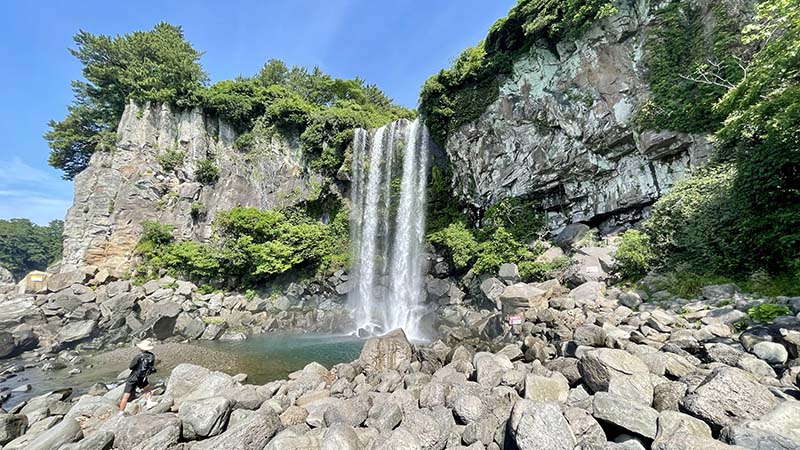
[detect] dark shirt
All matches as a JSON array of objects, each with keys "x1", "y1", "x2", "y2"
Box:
[{"x1": 127, "y1": 351, "x2": 156, "y2": 381}]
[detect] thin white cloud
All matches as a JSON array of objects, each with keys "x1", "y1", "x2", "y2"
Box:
[{"x1": 0, "y1": 158, "x2": 73, "y2": 224}]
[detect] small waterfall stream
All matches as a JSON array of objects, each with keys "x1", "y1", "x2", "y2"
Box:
[{"x1": 348, "y1": 118, "x2": 432, "y2": 341}]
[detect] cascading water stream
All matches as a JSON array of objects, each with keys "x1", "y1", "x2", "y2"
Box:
[{"x1": 348, "y1": 118, "x2": 432, "y2": 341}]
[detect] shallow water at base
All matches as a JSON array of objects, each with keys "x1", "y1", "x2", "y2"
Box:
[
  {"x1": 195, "y1": 333, "x2": 365, "y2": 384},
  {"x1": 0, "y1": 333, "x2": 364, "y2": 408}
]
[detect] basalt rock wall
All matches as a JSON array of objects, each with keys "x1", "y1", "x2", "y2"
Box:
[
  {"x1": 61, "y1": 101, "x2": 323, "y2": 274},
  {"x1": 444, "y1": 0, "x2": 750, "y2": 232}
]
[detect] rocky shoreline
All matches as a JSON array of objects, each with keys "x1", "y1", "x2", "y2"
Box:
[{"x1": 0, "y1": 275, "x2": 798, "y2": 450}]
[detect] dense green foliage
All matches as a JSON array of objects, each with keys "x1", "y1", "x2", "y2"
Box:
[
  {"x1": 156, "y1": 147, "x2": 185, "y2": 172},
  {"x1": 644, "y1": 165, "x2": 739, "y2": 273},
  {"x1": 748, "y1": 303, "x2": 793, "y2": 323},
  {"x1": 0, "y1": 219, "x2": 64, "y2": 280},
  {"x1": 636, "y1": 3, "x2": 744, "y2": 132},
  {"x1": 428, "y1": 222, "x2": 479, "y2": 269},
  {"x1": 426, "y1": 166, "x2": 468, "y2": 234},
  {"x1": 135, "y1": 204, "x2": 349, "y2": 285},
  {"x1": 427, "y1": 197, "x2": 557, "y2": 281},
  {"x1": 419, "y1": 0, "x2": 617, "y2": 145},
  {"x1": 615, "y1": 230, "x2": 655, "y2": 280},
  {"x1": 194, "y1": 159, "x2": 220, "y2": 184},
  {"x1": 46, "y1": 25, "x2": 412, "y2": 180},
  {"x1": 639, "y1": 0, "x2": 799, "y2": 286},
  {"x1": 46, "y1": 23, "x2": 207, "y2": 179}
]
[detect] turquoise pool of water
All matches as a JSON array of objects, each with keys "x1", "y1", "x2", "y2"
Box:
[
  {"x1": 0, "y1": 333, "x2": 364, "y2": 408},
  {"x1": 196, "y1": 333, "x2": 365, "y2": 384}
]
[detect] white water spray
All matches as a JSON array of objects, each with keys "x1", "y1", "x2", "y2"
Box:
[{"x1": 348, "y1": 118, "x2": 432, "y2": 341}]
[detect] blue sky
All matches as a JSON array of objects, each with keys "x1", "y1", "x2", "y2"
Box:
[{"x1": 0, "y1": 0, "x2": 515, "y2": 225}]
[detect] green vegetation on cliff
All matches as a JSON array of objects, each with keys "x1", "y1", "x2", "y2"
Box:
[
  {"x1": 626, "y1": 0, "x2": 800, "y2": 287},
  {"x1": 428, "y1": 197, "x2": 565, "y2": 281},
  {"x1": 46, "y1": 25, "x2": 412, "y2": 179},
  {"x1": 135, "y1": 203, "x2": 349, "y2": 286},
  {"x1": 0, "y1": 219, "x2": 64, "y2": 280},
  {"x1": 635, "y1": 3, "x2": 745, "y2": 133},
  {"x1": 419, "y1": 0, "x2": 617, "y2": 145}
]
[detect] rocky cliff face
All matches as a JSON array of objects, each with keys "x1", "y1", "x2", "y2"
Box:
[
  {"x1": 445, "y1": 0, "x2": 726, "y2": 232},
  {"x1": 61, "y1": 101, "x2": 323, "y2": 274}
]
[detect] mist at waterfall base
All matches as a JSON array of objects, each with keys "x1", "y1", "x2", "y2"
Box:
[{"x1": 348, "y1": 118, "x2": 434, "y2": 342}]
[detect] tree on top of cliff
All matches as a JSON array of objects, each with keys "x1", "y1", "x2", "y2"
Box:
[
  {"x1": 46, "y1": 24, "x2": 412, "y2": 180},
  {"x1": 46, "y1": 23, "x2": 207, "y2": 180}
]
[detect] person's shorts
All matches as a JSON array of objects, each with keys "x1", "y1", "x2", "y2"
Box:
[{"x1": 123, "y1": 377, "x2": 149, "y2": 394}]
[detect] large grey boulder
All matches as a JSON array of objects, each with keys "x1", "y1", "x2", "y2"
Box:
[
  {"x1": 498, "y1": 263, "x2": 520, "y2": 283},
  {"x1": 175, "y1": 313, "x2": 206, "y2": 339},
  {"x1": 321, "y1": 423, "x2": 363, "y2": 450},
  {"x1": 179, "y1": 395, "x2": 233, "y2": 439},
  {"x1": 524, "y1": 373, "x2": 569, "y2": 403},
  {"x1": 682, "y1": 367, "x2": 778, "y2": 431},
  {"x1": 56, "y1": 319, "x2": 97, "y2": 345},
  {"x1": 324, "y1": 396, "x2": 370, "y2": 427},
  {"x1": 0, "y1": 414, "x2": 27, "y2": 445},
  {"x1": 452, "y1": 394, "x2": 484, "y2": 424},
  {"x1": 0, "y1": 332, "x2": 18, "y2": 359},
  {"x1": 569, "y1": 281, "x2": 605, "y2": 302},
  {"x1": 555, "y1": 224, "x2": 590, "y2": 248},
  {"x1": 193, "y1": 411, "x2": 283, "y2": 450},
  {"x1": 46, "y1": 271, "x2": 88, "y2": 293},
  {"x1": 564, "y1": 407, "x2": 606, "y2": 446},
  {"x1": 396, "y1": 408, "x2": 450, "y2": 450},
  {"x1": 653, "y1": 411, "x2": 743, "y2": 450},
  {"x1": 721, "y1": 400, "x2": 800, "y2": 450},
  {"x1": 509, "y1": 400, "x2": 576, "y2": 450},
  {"x1": 104, "y1": 413, "x2": 181, "y2": 450},
  {"x1": 24, "y1": 417, "x2": 83, "y2": 450},
  {"x1": 165, "y1": 363, "x2": 211, "y2": 405},
  {"x1": 593, "y1": 392, "x2": 659, "y2": 439},
  {"x1": 499, "y1": 283, "x2": 548, "y2": 315},
  {"x1": 183, "y1": 371, "x2": 239, "y2": 404},
  {"x1": 366, "y1": 401, "x2": 402, "y2": 431},
  {"x1": 359, "y1": 329, "x2": 415, "y2": 374},
  {"x1": 751, "y1": 341, "x2": 789, "y2": 365},
  {"x1": 69, "y1": 431, "x2": 114, "y2": 450},
  {"x1": 128, "y1": 427, "x2": 179, "y2": 450},
  {"x1": 473, "y1": 352, "x2": 513, "y2": 388},
  {"x1": 579, "y1": 348, "x2": 652, "y2": 404}
]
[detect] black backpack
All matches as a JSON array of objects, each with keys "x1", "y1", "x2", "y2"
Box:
[{"x1": 137, "y1": 352, "x2": 155, "y2": 378}]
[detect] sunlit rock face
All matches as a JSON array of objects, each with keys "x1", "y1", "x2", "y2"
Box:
[
  {"x1": 444, "y1": 0, "x2": 729, "y2": 233},
  {"x1": 61, "y1": 101, "x2": 322, "y2": 274}
]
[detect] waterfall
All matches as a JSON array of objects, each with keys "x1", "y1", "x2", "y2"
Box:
[{"x1": 348, "y1": 118, "x2": 431, "y2": 341}]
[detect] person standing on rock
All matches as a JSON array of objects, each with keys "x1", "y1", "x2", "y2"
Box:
[{"x1": 118, "y1": 339, "x2": 157, "y2": 414}]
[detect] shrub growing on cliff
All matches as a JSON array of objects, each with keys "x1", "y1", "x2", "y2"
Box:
[
  {"x1": 46, "y1": 23, "x2": 207, "y2": 179},
  {"x1": 157, "y1": 147, "x2": 185, "y2": 172},
  {"x1": 195, "y1": 159, "x2": 220, "y2": 184},
  {"x1": 136, "y1": 203, "x2": 348, "y2": 285},
  {"x1": 429, "y1": 222, "x2": 480, "y2": 269},
  {"x1": 426, "y1": 166, "x2": 468, "y2": 234}
]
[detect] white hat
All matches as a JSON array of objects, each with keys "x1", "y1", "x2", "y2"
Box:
[{"x1": 136, "y1": 339, "x2": 155, "y2": 351}]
